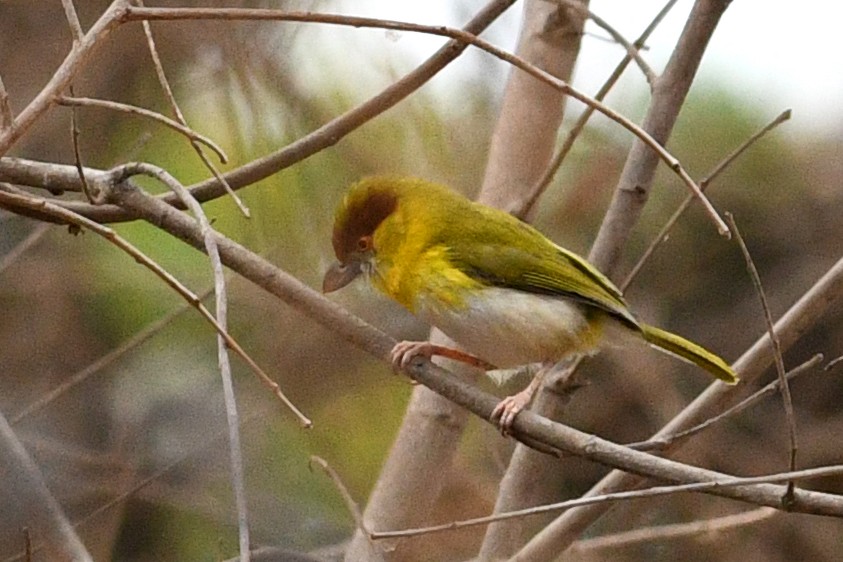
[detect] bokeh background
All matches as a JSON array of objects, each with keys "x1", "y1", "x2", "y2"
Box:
[{"x1": 1, "y1": 1, "x2": 842, "y2": 560}]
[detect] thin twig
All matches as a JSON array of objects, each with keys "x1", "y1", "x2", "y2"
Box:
[
  {"x1": 519, "y1": 0, "x2": 680, "y2": 218},
  {"x1": 370, "y1": 465, "x2": 843, "y2": 540},
  {"x1": 57, "y1": 95, "x2": 228, "y2": 163},
  {"x1": 727, "y1": 212, "x2": 798, "y2": 504},
  {"x1": 0, "y1": 184, "x2": 312, "y2": 428},
  {"x1": 627, "y1": 354, "x2": 823, "y2": 452},
  {"x1": 0, "y1": 408, "x2": 93, "y2": 561},
  {"x1": 68, "y1": 88, "x2": 94, "y2": 203},
  {"x1": 622, "y1": 109, "x2": 792, "y2": 290},
  {"x1": 826, "y1": 356, "x2": 843, "y2": 371},
  {"x1": 129, "y1": 162, "x2": 252, "y2": 561},
  {"x1": 0, "y1": 223, "x2": 50, "y2": 276},
  {"x1": 701, "y1": 109, "x2": 792, "y2": 189},
  {"x1": 136, "y1": 0, "x2": 249, "y2": 217},
  {"x1": 11, "y1": 287, "x2": 214, "y2": 424},
  {"x1": 61, "y1": 0, "x2": 85, "y2": 43},
  {"x1": 6, "y1": 410, "x2": 265, "y2": 562},
  {"x1": 32, "y1": 0, "x2": 514, "y2": 226},
  {"x1": 556, "y1": 0, "x2": 657, "y2": 85},
  {"x1": 570, "y1": 507, "x2": 776, "y2": 553},
  {"x1": 310, "y1": 456, "x2": 385, "y2": 561},
  {"x1": 0, "y1": 0, "x2": 130, "y2": 156},
  {"x1": 123, "y1": 6, "x2": 728, "y2": 235}
]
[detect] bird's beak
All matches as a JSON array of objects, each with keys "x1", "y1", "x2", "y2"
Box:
[{"x1": 322, "y1": 260, "x2": 362, "y2": 293}]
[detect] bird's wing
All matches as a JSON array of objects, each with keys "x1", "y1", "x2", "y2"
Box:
[{"x1": 450, "y1": 237, "x2": 639, "y2": 328}]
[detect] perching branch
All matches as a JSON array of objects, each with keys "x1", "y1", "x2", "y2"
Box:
[{"x1": 32, "y1": 164, "x2": 843, "y2": 524}]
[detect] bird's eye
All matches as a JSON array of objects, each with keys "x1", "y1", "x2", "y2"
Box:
[{"x1": 357, "y1": 236, "x2": 372, "y2": 252}]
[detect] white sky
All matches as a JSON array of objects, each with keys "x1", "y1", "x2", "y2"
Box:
[{"x1": 338, "y1": 0, "x2": 843, "y2": 136}]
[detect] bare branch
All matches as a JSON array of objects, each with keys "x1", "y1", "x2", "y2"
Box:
[
  {"x1": 827, "y1": 356, "x2": 843, "y2": 372},
  {"x1": 371, "y1": 466, "x2": 842, "y2": 540},
  {"x1": 0, "y1": 223, "x2": 50, "y2": 276},
  {"x1": 11, "y1": 288, "x2": 213, "y2": 424},
  {"x1": 727, "y1": 212, "x2": 798, "y2": 502},
  {"x1": 557, "y1": 0, "x2": 657, "y2": 85},
  {"x1": 0, "y1": 0, "x2": 130, "y2": 156},
  {"x1": 136, "y1": 0, "x2": 249, "y2": 217},
  {"x1": 627, "y1": 354, "x2": 823, "y2": 452},
  {"x1": 68, "y1": 89, "x2": 95, "y2": 203},
  {"x1": 57, "y1": 96, "x2": 228, "y2": 164},
  {"x1": 132, "y1": 162, "x2": 252, "y2": 560},
  {"x1": 570, "y1": 507, "x2": 776, "y2": 553},
  {"x1": 0, "y1": 408, "x2": 92, "y2": 561},
  {"x1": 61, "y1": 0, "x2": 85, "y2": 43},
  {"x1": 623, "y1": 108, "x2": 792, "y2": 290},
  {"x1": 310, "y1": 456, "x2": 385, "y2": 561}
]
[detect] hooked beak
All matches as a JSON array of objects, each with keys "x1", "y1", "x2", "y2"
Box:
[{"x1": 322, "y1": 260, "x2": 362, "y2": 293}]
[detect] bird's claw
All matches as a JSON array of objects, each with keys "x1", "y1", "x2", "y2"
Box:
[
  {"x1": 490, "y1": 390, "x2": 533, "y2": 435},
  {"x1": 390, "y1": 341, "x2": 434, "y2": 373}
]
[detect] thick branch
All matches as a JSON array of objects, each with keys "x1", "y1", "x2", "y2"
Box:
[{"x1": 590, "y1": 0, "x2": 732, "y2": 274}]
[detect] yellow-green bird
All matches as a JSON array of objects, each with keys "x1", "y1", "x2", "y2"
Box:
[{"x1": 323, "y1": 177, "x2": 738, "y2": 430}]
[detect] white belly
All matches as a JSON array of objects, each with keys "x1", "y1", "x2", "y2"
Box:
[{"x1": 416, "y1": 287, "x2": 606, "y2": 368}]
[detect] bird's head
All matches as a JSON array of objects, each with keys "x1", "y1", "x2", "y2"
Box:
[{"x1": 322, "y1": 177, "x2": 401, "y2": 293}]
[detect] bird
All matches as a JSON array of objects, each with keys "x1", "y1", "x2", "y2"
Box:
[{"x1": 323, "y1": 176, "x2": 738, "y2": 431}]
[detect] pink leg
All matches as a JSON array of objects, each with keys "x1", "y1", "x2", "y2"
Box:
[
  {"x1": 491, "y1": 366, "x2": 549, "y2": 434},
  {"x1": 390, "y1": 340, "x2": 496, "y2": 372}
]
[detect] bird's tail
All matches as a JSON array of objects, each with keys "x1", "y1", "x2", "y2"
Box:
[{"x1": 641, "y1": 324, "x2": 738, "y2": 384}]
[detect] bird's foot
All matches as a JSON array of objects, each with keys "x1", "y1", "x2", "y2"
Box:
[
  {"x1": 390, "y1": 341, "x2": 495, "y2": 373},
  {"x1": 491, "y1": 387, "x2": 536, "y2": 435}
]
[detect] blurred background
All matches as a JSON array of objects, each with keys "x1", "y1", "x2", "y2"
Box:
[{"x1": 1, "y1": 0, "x2": 842, "y2": 560}]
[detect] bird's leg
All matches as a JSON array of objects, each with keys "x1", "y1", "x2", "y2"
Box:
[
  {"x1": 390, "y1": 340, "x2": 496, "y2": 372},
  {"x1": 491, "y1": 363, "x2": 550, "y2": 434}
]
